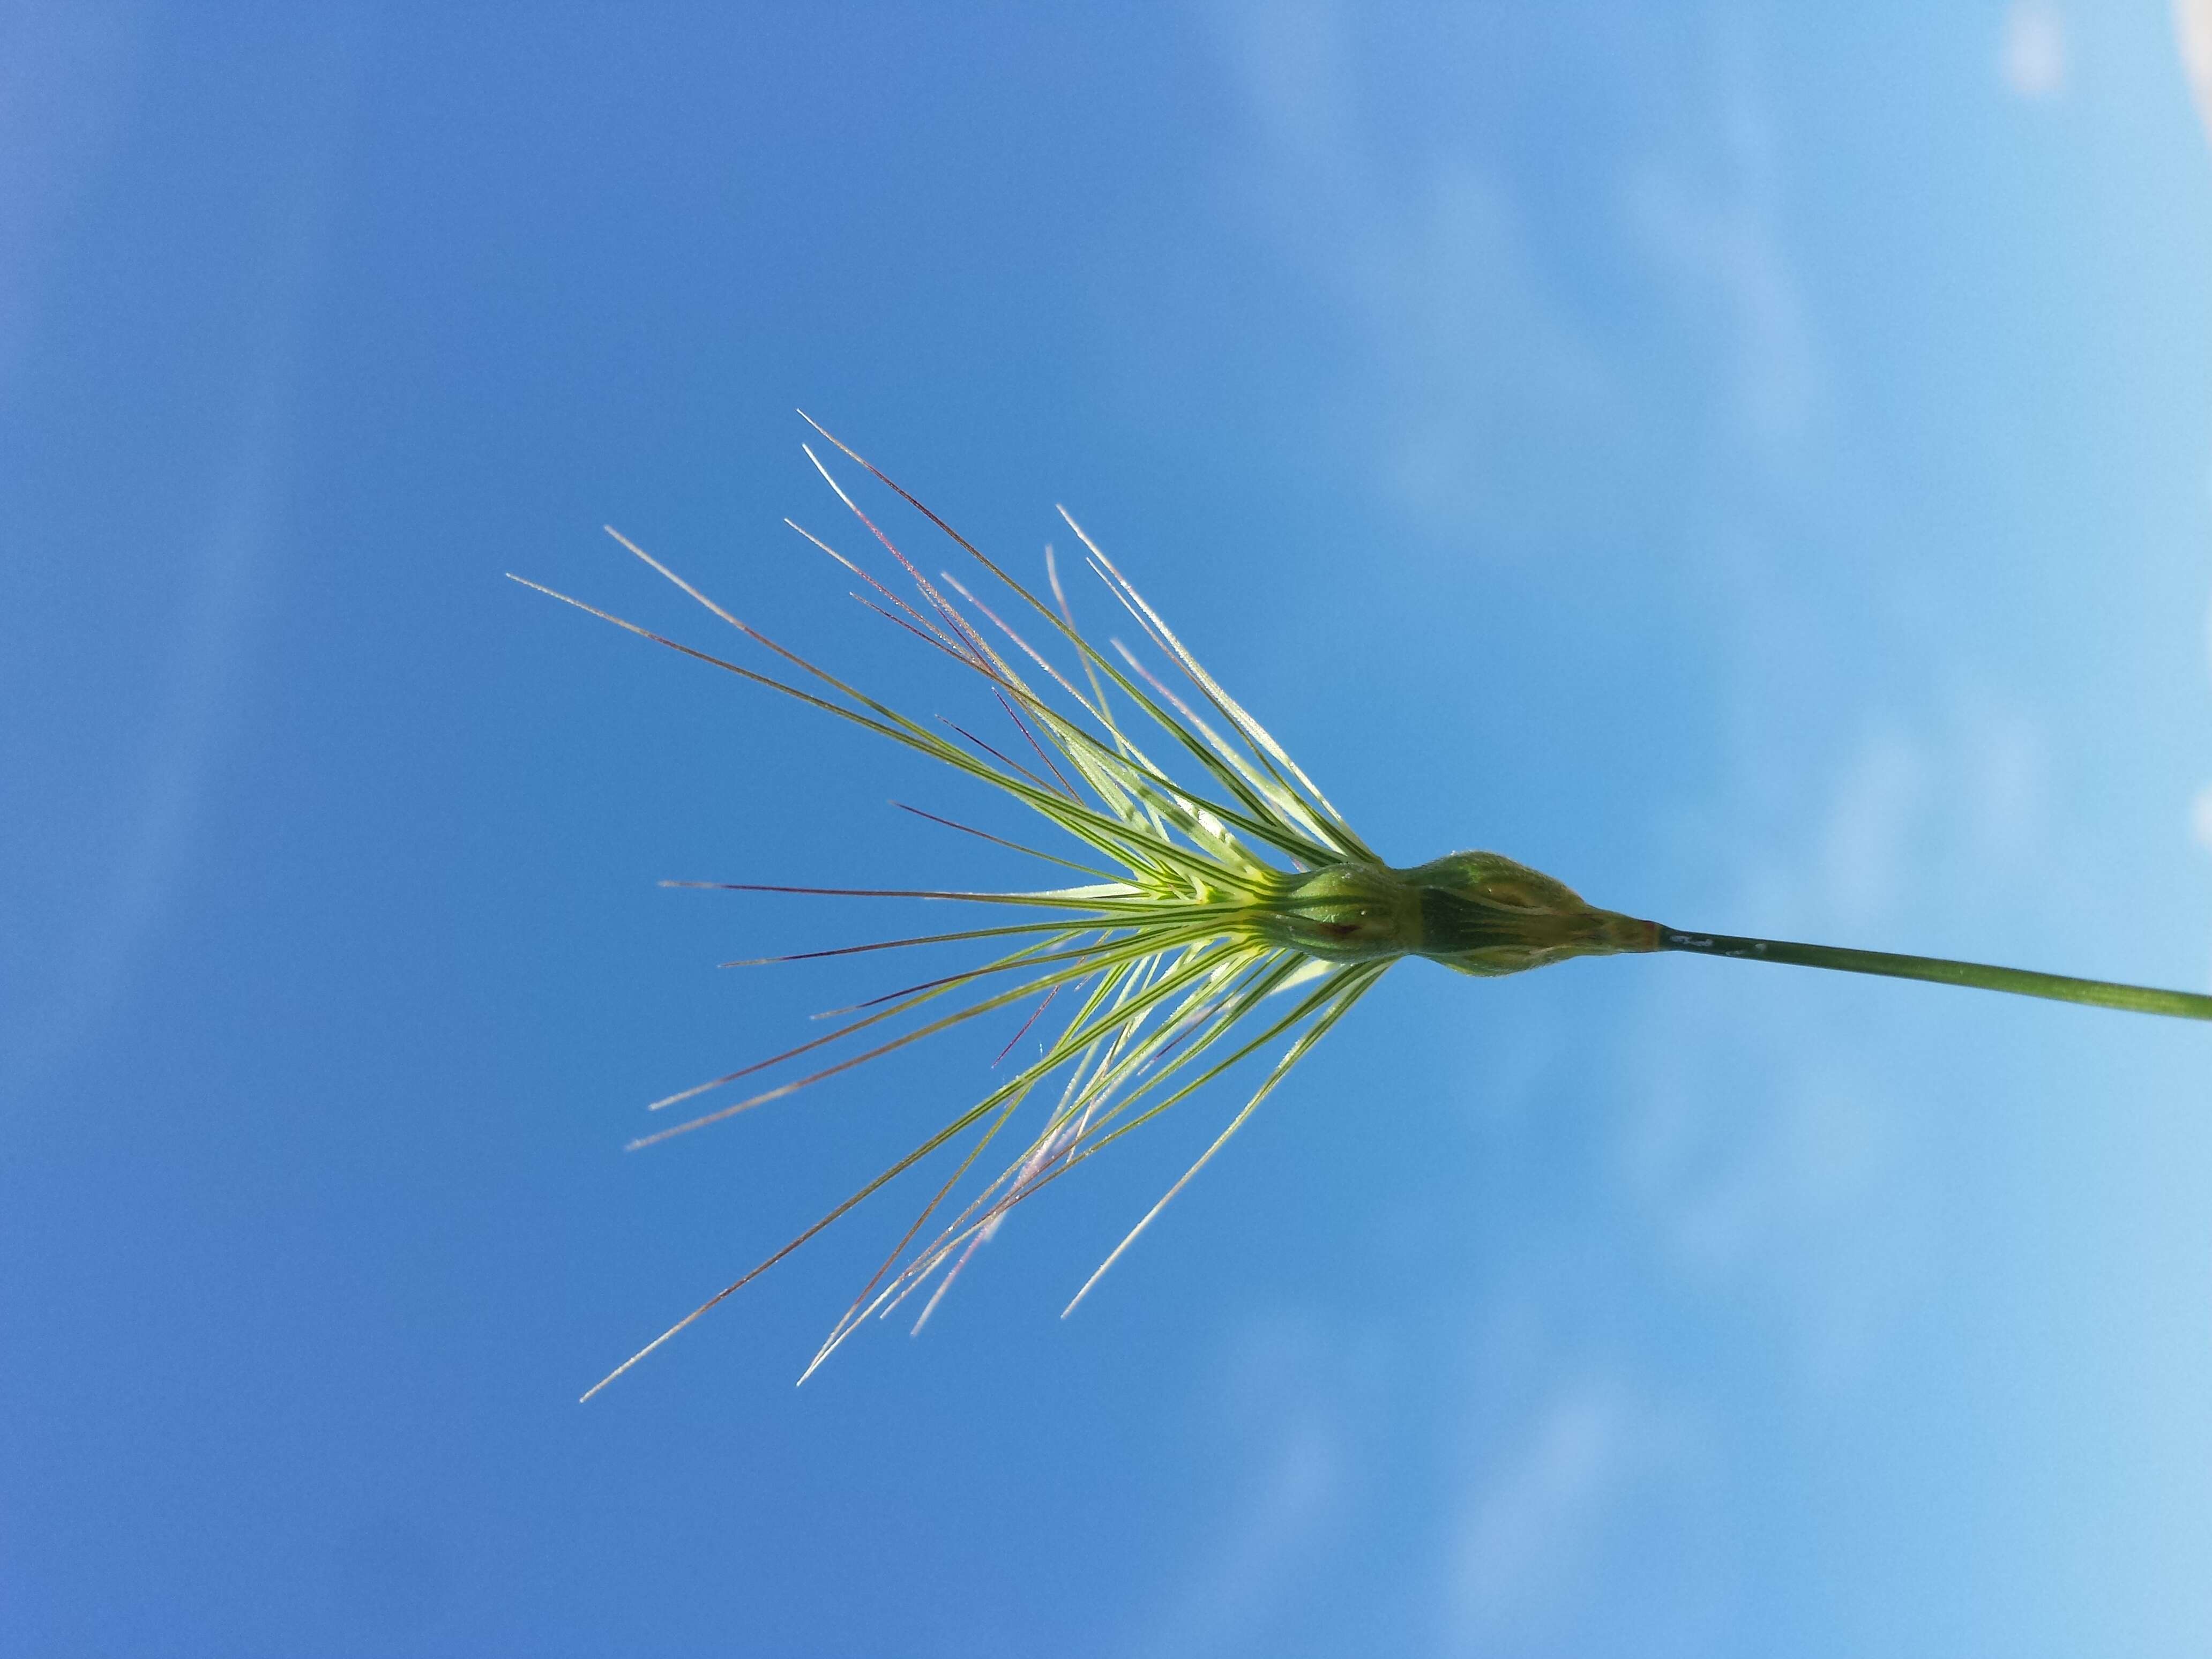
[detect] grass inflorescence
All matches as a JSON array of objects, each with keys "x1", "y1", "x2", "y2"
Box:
[{"x1": 517, "y1": 418, "x2": 2212, "y2": 1398}]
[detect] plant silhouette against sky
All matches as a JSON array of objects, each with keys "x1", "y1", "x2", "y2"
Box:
[{"x1": 518, "y1": 420, "x2": 2212, "y2": 1398}]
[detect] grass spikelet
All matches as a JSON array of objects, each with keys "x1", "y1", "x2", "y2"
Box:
[{"x1": 517, "y1": 417, "x2": 2212, "y2": 1399}]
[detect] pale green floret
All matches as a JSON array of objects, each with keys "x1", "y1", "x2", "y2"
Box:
[{"x1": 515, "y1": 417, "x2": 2212, "y2": 1398}]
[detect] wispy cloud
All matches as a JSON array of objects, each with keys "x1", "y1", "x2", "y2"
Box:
[
  {"x1": 1437, "y1": 1377, "x2": 1730, "y2": 1655},
  {"x1": 2182, "y1": 0, "x2": 2212, "y2": 146},
  {"x1": 1623, "y1": 1015, "x2": 1912, "y2": 1383},
  {"x1": 1208, "y1": 0, "x2": 1626, "y2": 549},
  {"x1": 2190, "y1": 784, "x2": 2212, "y2": 855},
  {"x1": 1624, "y1": 159, "x2": 1817, "y2": 458},
  {"x1": 2, "y1": 384, "x2": 293, "y2": 1087},
  {"x1": 1439, "y1": 1380, "x2": 1645, "y2": 1645},
  {"x1": 1123, "y1": 1317, "x2": 1348, "y2": 1658},
  {"x1": 1619, "y1": 27, "x2": 1825, "y2": 469},
  {"x1": 0, "y1": 19, "x2": 337, "y2": 1088},
  {"x1": 0, "y1": 1, "x2": 139, "y2": 385},
  {"x1": 1207, "y1": 3, "x2": 1834, "y2": 550},
  {"x1": 2000, "y1": 2, "x2": 2069, "y2": 102},
  {"x1": 1813, "y1": 728, "x2": 1930, "y2": 929},
  {"x1": 1619, "y1": 691, "x2": 2053, "y2": 1384}
]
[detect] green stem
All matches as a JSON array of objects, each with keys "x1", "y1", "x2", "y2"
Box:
[{"x1": 1657, "y1": 928, "x2": 2212, "y2": 1022}]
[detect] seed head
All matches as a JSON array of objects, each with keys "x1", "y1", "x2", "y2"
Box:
[
  {"x1": 515, "y1": 417, "x2": 2212, "y2": 1397},
  {"x1": 1260, "y1": 852, "x2": 1658, "y2": 974}
]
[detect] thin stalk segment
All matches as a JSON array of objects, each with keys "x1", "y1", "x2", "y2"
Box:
[{"x1": 1658, "y1": 928, "x2": 2212, "y2": 1021}]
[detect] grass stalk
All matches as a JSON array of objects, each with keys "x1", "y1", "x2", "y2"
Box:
[{"x1": 1657, "y1": 928, "x2": 2212, "y2": 1021}]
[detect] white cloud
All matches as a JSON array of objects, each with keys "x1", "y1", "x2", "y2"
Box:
[
  {"x1": 1138, "y1": 1423, "x2": 1338, "y2": 1658},
  {"x1": 1815, "y1": 728, "x2": 1928, "y2": 929},
  {"x1": 1215, "y1": 0, "x2": 1355, "y2": 185},
  {"x1": 1206, "y1": 4, "x2": 1834, "y2": 550},
  {"x1": 2189, "y1": 783, "x2": 2212, "y2": 853},
  {"x1": 1440, "y1": 1381, "x2": 1642, "y2": 1643},
  {"x1": 0, "y1": 0, "x2": 138, "y2": 384},
  {"x1": 2181, "y1": 0, "x2": 2212, "y2": 147},
  {"x1": 2, "y1": 405, "x2": 290, "y2": 1087},
  {"x1": 1207, "y1": 0, "x2": 1625, "y2": 549},
  {"x1": 1436, "y1": 1379, "x2": 1730, "y2": 1655},
  {"x1": 0, "y1": 13, "x2": 331, "y2": 1088},
  {"x1": 1614, "y1": 692, "x2": 2056, "y2": 1386},
  {"x1": 2000, "y1": 2, "x2": 2068, "y2": 101},
  {"x1": 1366, "y1": 162, "x2": 1615, "y2": 529},
  {"x1": 1954, "y1": 698, "x2": 2047, "y2": 875},
  {"x1": 1124, "y1": 1317, "x2": 1347, "y2": 1658},
  {"x1": 1625, "y1": 160, "x2": 1818, "y2": 454},
  {"x1": 1620, "y1": 971, "x2": 1916, "y2": 1384}
]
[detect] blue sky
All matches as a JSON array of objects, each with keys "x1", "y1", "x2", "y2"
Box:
[{"x1": 6, "y1": 3, "x2": 2212, "y2": 1654}]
